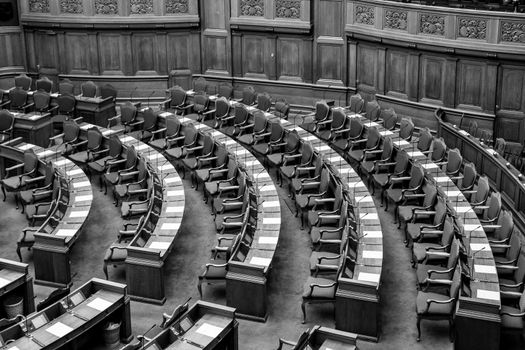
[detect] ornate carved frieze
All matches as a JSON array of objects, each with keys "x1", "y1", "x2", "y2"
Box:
[
  {"x1": 355, "y1": 5, "x2": 374, "y2": 26},
  {"x1": 275, "y1": 0, "x2": 300, "y2": 19},
  {"x1": 59, "y1": 0, "x2": 83, "y2": 14},
  {"x1": 29, "y1": 0, "x2": 50, "y2": 13},
  {"x1": 501, "y1": 21, "x2": 525, "y2": 43},
  {"x1": 384, "y1": 9, "x2": 407, "y2": 31},
  {"x1": 166, "y1": 0, "x2": 188, "y2": 14},
  {"x1": 95, "y1": 0, "x2": 118, "y2": 15},
  {"x1": 130, "y1": 0, "x2": 153, "y2": 14},
  {"x1": 240, "y1": 0, "x2": 264, "y2": 16},
  {"x1": 457, "y1": 17, "x2": 487, "y2": 40},
  {"x1": 419, "y1": 14, "x2": 445, "y2": 36}
]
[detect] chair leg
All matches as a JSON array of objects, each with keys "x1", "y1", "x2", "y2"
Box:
[
  {"x1": 1, "y1": 185, "x2": 5, "y2": 201},
  {"x1": 301, "y1": 300, "x2": 307, "y2": 324},
  {"x1": 103, "y1": 262, "x2": 109, "y2": 280},
  {"x1": 197, "y1": 279, "x2": 203, "y2": 298},
  {"x1": 448, "y1": 318, "x2": 454, "y2": 342},
  {"x1": 416, "y1": 315, "x2": 422, "y2": 342},
  {"x1": 16, "y1": 246, "x2": 22, "y2": 262},
  {"x1": 14, "y1": 193, "x2": 19, "y2": 209}
]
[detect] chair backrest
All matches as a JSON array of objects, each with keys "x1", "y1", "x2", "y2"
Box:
[
  {"x1": 218, "y1": 82, "x2": 233, "y2": 99},
  {"x1": 440, "y1": 216, "x2": 455, "y2": 246},
  {"x1": 381, "y1": 108, "x2": 398, "y2": 130},
  {"x1": 59, "y1": 79, "x2": 74, "y2": 95},
  {"x1": 234, "y1": 104, "x2": 249, "y2": 125},
  {"x1": 81, "y1": 81, "x2": 97, "y2": 97},
  {"x1": 23, "y1": 149, "x2": 39, "y2": 173},
  {"x1": 215, "y1": 144, "x2": 228, "y2": 167},
  {"x1": 301, "y1": 142, "x2": 314, "y2": 165},
  {"x1": 125, "y1": 146, "x2": 138, "y2": 169},
  {"x1": 193, "y1": 77, "x2": 207, "y2": 94},
  {"x1": 285, "y1": 131, "x2": 300, "y2": 152},
  {"x1": 241, "y1": 85, "x2": 257, "y2": 105},
  {"x1": 15, "y1": 74, "x2": 32, "y2": 90},
  {"x1": 394, "y1": 150, "x2": 409, "y2": 174},
  {"x1": 9, "y1": 87, "x2": 28, "y2": 108},
  {"x1": 519, "y1": 290, "x2": 525, "y2": 313},
  {"x1": 63, "y1": 120, "x2": 80, "y2": 142},
  {"x1": 366, "y1": 127, "x2": 381, "y2": 149},
  {"x1": 86, "y1": 127, "x2": 103, "y2": 150},
  {"x1": 417, "y1": 128, "x2": 433, "y2": 153},
  {"x1": 33, "y1": 90, "x2": 51, "y2": 111},
  {"x1": 314, "y1": 101, "x2": 330, "y2": 122},
  {"x1": 365, "y1": 100, "x2": 380, "y2": 121},
  {"x1": 136, "y1": 158, "x2": 148, "y2": 181},
  {"x1": 36, "y1": 287, "x2": 70, "y2": 312},
  {"x1": 165, "y1": 116, "x2": 181, "y2": 137},
  {"x1": 120, "y1": 101, "x2": 137, "y2": 125},
  {"x1": 202, "y1": 133, "x2": 215, "y2": 155},
  {"x1": 433, "y1": 196, "x2": 447, "y2": 226},
  {"x1": 193, "y1": 93, "x2": 209, "y2": 113},
  {"x1": 468, "y1": 121, "x2": 478, "y2": 137},
  {"x1": 257, "y1": 92, "x2": 272, "y2": 112},
  {"x1": 495, "y1": 138, "x2": 506, "y2": 157},
  {"x1": 100, "y1": 84, "x2": 117, "y2": 100},
  {"x1": 461, "y1": 162, "x2": 477, "y2": 191},
  {"x1": 447, "y1": 238, "x2": 460, "y2": 269},
  {"x1": 513, "y1": 252, "x2": 525, "y2": 284},
  {"x1": 57, "y1": 94, "x2": 76, "y2": 114},
  {"x1": 0, "y1": 110, "x2": 14, "y2": 132},
  {"x1": 331, "y1": 109, "x2": 346, "y2": 129},
  {"x1": 36, "y1": 77, "x2": 53, "y2": 93},
  {"x1": 485, "y1": 192, "x2": 502, "y2": 222},
  {"x1": 348, "y1": 117, "x2": 364, "y2": 139},
  {"x1": 274, "y1": 99, "x2": 290, "y2": 119},
  {"x1": 215, "y1": 97, "x2": 230, "y2": 118},
  {"x1": 107, "y1": 135, "x2": 123, "y2": 158},
  {"x1": 399, "y1": 118, "x2": 414, "y2": 140},
  {"x1": 170, "y1": 86, "x2": 187, "y2": 107},
  {"x1": 381, "y1": 137, "x2": 394, "y2": 161},
  {"x1": 253, "y1": 111, "x2": 268, "y2": 133},
  {"x1": 142, "y1": 108, "x2": 157, "y2": 131},
  {"x1": 183, "y1": 125, "x2": 198, "y2": 146},
  {"x1": 408, "y1": 164, "x2": 425, "y2": 189},
  {"x1": 449, "y1": 265, "x2": 461, "y2": 299},
  {"x1": 269, "y1": 121, "x2": 285, "y2": 143},
  {"x1": 319, "y1": 167, "x2": 330, "y2": 193},
  {"x1": 431, "y1": 138, "x2": 447, "y2": 162},
  {"x1": 494, "y1": 210, "x2": 514, "y2": 242},
  {"x1": 422, "y1": 182, "x2": 438, "y2": 207},
  {"x1": 227, "y1": 157, "x2": 239, "y2": 178},
  {"x1": 349, "y1": 93, "x2": 364, "y2": 114},
  {"x1": 506, "y1": 231, "x2": 522, "y2": 262},
  {"x1": 446, "y1": 148, "x2": 462, "y2": 174}
]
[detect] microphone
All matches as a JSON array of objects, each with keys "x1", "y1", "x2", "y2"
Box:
[
  {"x1": 147, "y1": 90, "x2": 155, "y2": 109},
  {"x1": 140, "y1": 323, "x2": 158, "y2": 349},
  {"x1": 466, "y1": 225, "x2": 481, "y2": 240},
  {"x1": 130, "y1": 86, "x2": 137, "y2": 102},
  {"x1": 469, "y1": 246, "x2": 486, "y2": 282},
  {"x1": 459, "y1": 113, "x2": 465, "y2": 131}
]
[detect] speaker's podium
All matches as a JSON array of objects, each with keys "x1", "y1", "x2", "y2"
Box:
[{"x1": 75, "y1": 95, "x2": 115, "y2": 127}]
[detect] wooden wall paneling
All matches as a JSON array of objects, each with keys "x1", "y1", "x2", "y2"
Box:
[
  {"x1": 156, "y1": 31, "x2": 168, "y2": 76},
  {"x1": 407, "y1": 52, "x2": 420, "y2": 102},
  {"x1": 34, "y1": 30, "x2": 59, "y2": 75},
  {"x1": 132, "y1": 33, "x2": 158, "y2": 75},
  {"x1": 167, "y1": 32, "x2": 194, "y2": 89},
  {"x1": 201, "y1": 0, "x2": 230, "y2": 76},
  {"x1": 121, "y1": 32, "x2": 134, "y2": 76},
  {"x1": 495, "y1": 64, "x2": 525, "y2": 142},
  {"x1": 0, "y1": 30, "x2": 23, "y2": 69},
  {"x1": 231, "y1": 32, "x2": 243, "y2": 77},
  {"x1": 276, "y1": 36, "x2": 306, "y2": 82},
  {"x1": 456, "y1": 59, "x2": 486, "y2": 111},
  {"x1": 419, "y1": 54, "x2": 446, "y2": 106},
  {"x1": 65, "y1": 32, "x2": 91, "y2": 75},
  {"x1": 347, "y1": 40, "x2": 357, "y2": 88},
  {"x1": 98, "y1": 33, "x2": 125, "y2": 75},
  {"x1": 376, "y1": 47, "x2": 386, "y2": 95},
  {"x1": 241, "y1": 34, "x2": 269, "y2": 80},
  {"x1": 485, "y1": 61, "x2": 498, "y2": 113},
  {"x1": 88, "y1": 32, "x2": 100, "y2": 75},
  {"x1": 443, "y1": 56, "x2": 457, "y2": 108},
  {"x1": 385, "y1": 48, "x2": 409, "y2": 100},
  {"x1": 357, "y1": 44, "x2": 377, "y2": 93}
]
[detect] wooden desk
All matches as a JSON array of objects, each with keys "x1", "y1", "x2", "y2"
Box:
[
  {"x1": 0, "y1": 259, "x2": 34, "y2": 317},
  {"x1": 0, "y1": 278, "x2": 132, "y2": 349},
  {"x1": 143, "y1": 300, "x2": 238, "y2": 350},
  {"x1": 75, "y1": 96, "x2": 115, "y2": 128},
  {"x1": 10, "y1": 112, "x2": 53, "y2": 148}
]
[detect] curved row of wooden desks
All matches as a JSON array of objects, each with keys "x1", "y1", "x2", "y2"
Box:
[
  {"x1": 0, "y1": 138, "x2": 93, "y2": 288},
  {"x1": 436, "y1": 109, "x2": 525, "y2": 234},
  {"x1": 348, "y1": 112, "x2": 501, "y2": 349}
]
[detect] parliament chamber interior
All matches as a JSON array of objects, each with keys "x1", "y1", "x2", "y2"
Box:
[{"x1": 0, "y1": 0, "x2": 525, "y2": 349}]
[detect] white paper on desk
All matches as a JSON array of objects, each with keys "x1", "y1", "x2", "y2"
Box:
[
  {"x1": 148, "y1": 153, "x2": 163, "y2": 160},
  {"x1": 464, "y1": 225, "x2": 484, "y2": 232},
  {"x1": 315, "y1": 145, "x2": 331, "y2": 152},
  {"x1": 135, "y1": 144, "x2": 150, "y2": 151},
  {"x1": 459, "y1": 130, "x2": 469, "y2": 136},
  {"x1": 366, "y1": 121, "x2": 380, "y2": 128},
  {"x1": 359, "y1": 212, "x2": 379, "y2": 220},
  {"x1": 80, "y1": 124, "x2": 91, "y2": 130},
  {"x1": 235, "y1": 149, "x2": 248, "y2": 155},
  {"x1": 161, "y1": 222, "x2": 180, "y2": 230},
  {"x1": 67, "y1": 168, "x2": 84, "y2": 176},
  {"x1": 265, "y1": 112, "x2": 273, "y2": 118},
  {"x1": 158, "y1": 163, "x2": 174, "y2": 171},
  {"x1": 18, "y1": 144, "x2": 35, "y2": 150},
  {"x1": 256, "y1": 172, "x2": 270, "y2": 179},
  {"x1": 7, "y1": 346, "x2": 20, "y2": 350},
  {"x1": 29, "y1": 115, "x2": 41, "y2": 121},
  {"x1": 263, "y1": 217, "x2": 281, "y2": 225},
  {"x1": 73, "y1": 181, "x2": 90, "y2": 189},
  {"x1": 149, "y1": 241, "x2": 171, "y2": 250},
  {"x1": 433, "y1": 176, "x2": 449, "y2": 182},
  {"x1": 363, "y1": 250, "x2": 383, "y2": 259},
  {"x1": 339, "y1": 167, "x2": 355, "y2": 175},
  {"x1": 224, "y1": 139, "x2": 236, "y2": 145},
  {"x1": 357, "y1": 272, "x2": 380, "y2": 283},
  {"x1": 56, "y1": 229, "x2": 77, "y2": 237},
  {"x1": 260, "y1": 185, "x2": 276, "y2": 192},
  {"x1": 363, "y1": 231, "x2": 382, "y2": 238},
  {"x1": 393, "y1": 140, "x2": 410, "y2": 146},
  {"x1": 421, "y1": 163, "x2": 438, "y2": 169},
  {"x1": 303, "y1": 135, "x2": 317, "y2": 141},
  {"x1": 349, "y1": 181, "x2": 365, "y2": 188},
  {"x1": 102, "y1": 129, "x2": 116, "y2": 136},
  {"x1": 164, "y1": 176, "x2": 181, "y2": 184},
  {"x1": 244, "y1": 160, "x2": 258, "y2": 167},
  {"x1": 74, "y1": 194, "x2": 93, "y2": 202},
  {"x1": 186, "y1": 89, "x2": 195, "y2": 95},
  {"x1": 258, "y1": 236, "x2": 278, "y2": 245},
  {"x1": 455, "y1": 206, "x2": 472, "y2": 213},
  {"x1": 279, "y1": 119, "x2": 290, "y2": 125},
  {"x1": 474, "y1": 264, "x2": 497, "y2": 274},
  {"x1": 167, "y1": 190, "x2": 184, "y2": 197},
  {"x1": 194, "y1": 124, "x2": 205, "y2": 129},
  {"x1": 179, "y1": 117, "x2": 190, "y2": 123},
  {"x1": 196, "y1": 323, "x2": 223, "y2": 338},
  {"x1": 54, "y1": 159, "x2": 72, "y2": 166},
  {"x1": 445, "y1": 190, "x2": 462, "y2": 197},
  {"x1": 329, "y1": 156, "x2": 344, "y2": 164},
  {"x1": 209, "y1": 95, "x2": 217, "y2": 101},
  {"x1": 250, "y1": 257, "x2": 272, "y2": 267},
  {"x1": 51, "y1": 93, "x2": 59, "y2": 98},
  {"x1": 379, "y1": 130, "x2": 393, "y2": 136},
  {"x1": 159, "y1": 112, "x2": 172, "y2": 117},
  {"x1": 407, "y1": 151, "x2": 425, "y2": 158},
  {"x1": 120, "y1": 136, "x2": 135, "y2": 143},
  {"x1": 212, "y1": 131, "x2": 222, "y2": 137},
  {"x1": 355, "y1": 196, "x2": 373, "y2": 203},
  {"x1": 0, "y1": 277, "x2": 10, "y2": 288},
  {"x1": 166, "y1": 206, "x2": 184, "y2": 213},
  {"x1": 87, "y1": 297, "x2": 112, "y2": 311},
  {"x1": 470, "y1": 243, "x2": 491, "y2": 252},
  {"x1": 46, "y1": 322, "x2": 73, "y2": 337},
  {"x1": 37, "y1": 150, "x2": 56, "y2": 158},
  {"x1": 69, "y1": 210, "x2": 89, "y2": 218},
  {"x1": 262, "y1": 201, "x2": 280, "y2": 208},
  {"x1": 477, "y1": 289, "x2": 499, "y2": 301}
]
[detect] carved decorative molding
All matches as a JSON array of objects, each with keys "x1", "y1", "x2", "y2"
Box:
[
  {"x1": 384, "y1": 9, "x2": 407, "y2": 31},
  {"x1": 420, "y1": 14, "x2": 445, "y2": 36},
  {"x1": 130, "y1": 0, "x2": 153, "y2": 14},
  {"x1": 59, "y1": 0, "x2": 83, "y2": 14},
  {"x1": 240, "y1": 0, "x2": 264, "y2": 16},
  {"x1": 166, "y1": 0, "x2": 188, "y2": 14},
  {"x1": 29, "y1": 0, "x2": 50, "y2": 13},
  {"x1": 275, "y1": 0, "x2": 300, "y2": 19},
  {"x1": 457, "y1": 17, "x2": 487, "y2": 40},
  {"x1": 95, "y1": 0, "x2": 118, "y2": 15},
  {"x1": 355, "y1": 5, "x2": 374, "y2": 26},
  {"x1": 501, "y1": 21, "x2": 525, "y2": 43}
]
